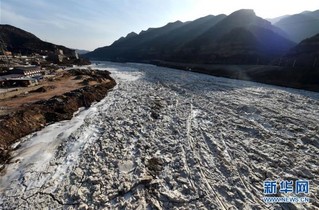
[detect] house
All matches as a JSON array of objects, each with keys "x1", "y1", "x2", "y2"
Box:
[
  {"x1": 0, "y1": 75, "x2": 38, "y2": 87},
  {"x1": 5, "y1": 77, "x2": 38, "y2": 87},
  {"x1": 4, "y1": 51, "x2": 12, "y2": 56},
  {"x1": 0, "y1": 74, "x2": 31, "y2": 87},
  {"x1": 0, "y1": 66, "x2": 43, "y2": 87},
  {"x1": 0, "y1": 51, "x2": 12, "y2": 56},
  {"x1": 0, "y1": 76, "x2": 6, "y2": 87},
  {"x1": 10, "y1": 66, "x2": 44, "y2": 77}
]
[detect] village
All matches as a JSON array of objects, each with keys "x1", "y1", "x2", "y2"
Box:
[
  {"x1": 0, "y1": 47, "x2": 92, "y2": 117},
  {"x1": 0, "y1": 47, "x2": 81, "y2": 86}
]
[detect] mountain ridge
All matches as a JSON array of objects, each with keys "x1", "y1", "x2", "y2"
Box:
[
  {"x1": 86, "y1": 9, "x2": 296, "y2": 64},
  {"x1": 274, "y1": 10, "x2": 319, "y2": 43},
  {"x1": 0, "y1": 24, "x2": 75, "y2": 55}
]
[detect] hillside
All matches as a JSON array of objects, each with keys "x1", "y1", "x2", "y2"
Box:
[
  {"x1": 284, "y1": 33, "x2": 319, "y2": 68},
  {"x1": 179, "y1": 9, "x2": 293, "y2": 63},
  {"x1": 274, "y1": 10, "x2": 319, "y2": 43},
  {"x1": 74, "y1": 49, "x2": 91, "y2": 55},
  {"x1": 266, "y1": 15, "x2": 289, "y2": 24},
  {"x1": 87, "y1": 20, "x2": 187, "y2": 61},
  {"x1": 0, "y1": 24, "x2": 74, "y2": 55},
  {"x1": 86, "y1": 9, "x2": 295, "y2": 64}
]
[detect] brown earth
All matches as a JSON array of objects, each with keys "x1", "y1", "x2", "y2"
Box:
[
  {"x1": 0, "y1": 76, "x2": 84, "y2": 111},
  {"x1": 0, "y1": 69, "x2": 116, "y2": 164}
]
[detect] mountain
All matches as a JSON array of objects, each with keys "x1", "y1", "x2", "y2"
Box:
[
  {"x1": 0, "y1": 24, "x2": 74, "y2": 55},
  {"x1": 191, "y1": 9, "x2": 284, "y2": 44},
  {"x1": 86, "y1": 9, "x2": 295, "y2": 64},
  {"x1": 74, "y1": 49, "x2": 91, "y2": 55},
  {"x1": 267, "y1": 15, "x2": 289, "y2": 24},
  {"x1": 301, "y1": 10, "x2": 319, "y2": 19},
  {"x1": 202, "y1": 25, "x2": 294, "y2": 64},
  {"x1": 178, "y1": 9, "x2": 293, "y2": 63},
  {"x1": 148, "y1": 14, "x2": 226, "y2": 50},
  {"x1": 274, "y1": 10, "x2": 319, "y2": 43},
  {"x1": 88, "y1": 20, "x2": 186, "y2": 61},
  {"x1": 283, "y1": 33, "x2": 319, "y2": 68}
]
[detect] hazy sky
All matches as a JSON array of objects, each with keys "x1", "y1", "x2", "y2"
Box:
[{"x1": 1, "y1": 0, "x2": 319, "y2": 50}]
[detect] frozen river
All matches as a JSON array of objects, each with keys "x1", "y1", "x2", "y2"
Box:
[{"x1": 1, "y1": 62, "x2": 319, "y2": 209}]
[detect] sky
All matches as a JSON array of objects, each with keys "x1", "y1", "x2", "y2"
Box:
[{"x1": 1, "y1": 0, "x2": 319, "y2": 51}]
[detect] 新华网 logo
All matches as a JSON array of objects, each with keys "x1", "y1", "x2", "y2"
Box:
[{"x1": 263, "y1": 180, "x2": 310, "y2": 203}]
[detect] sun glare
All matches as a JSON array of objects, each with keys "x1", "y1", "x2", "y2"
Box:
[{"x1": 184, "y1": 0, "x2": 319, "y2": 20}]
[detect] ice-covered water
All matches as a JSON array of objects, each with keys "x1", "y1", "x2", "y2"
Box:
[{"x1": 1, "y1": 62, "x2": 319, "y2": 209}]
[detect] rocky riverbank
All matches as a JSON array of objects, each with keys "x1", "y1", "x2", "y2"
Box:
[{"x1": 0, "y1": 69, "x2": 116, "y2": 165}]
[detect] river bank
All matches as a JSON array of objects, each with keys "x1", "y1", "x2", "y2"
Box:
[
  {"x1": 0, "y1": 68, "x2": 116, "y2": 165},
  {"x1": 147, "y1": 60, "x2": 319, "y2": 92}
]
